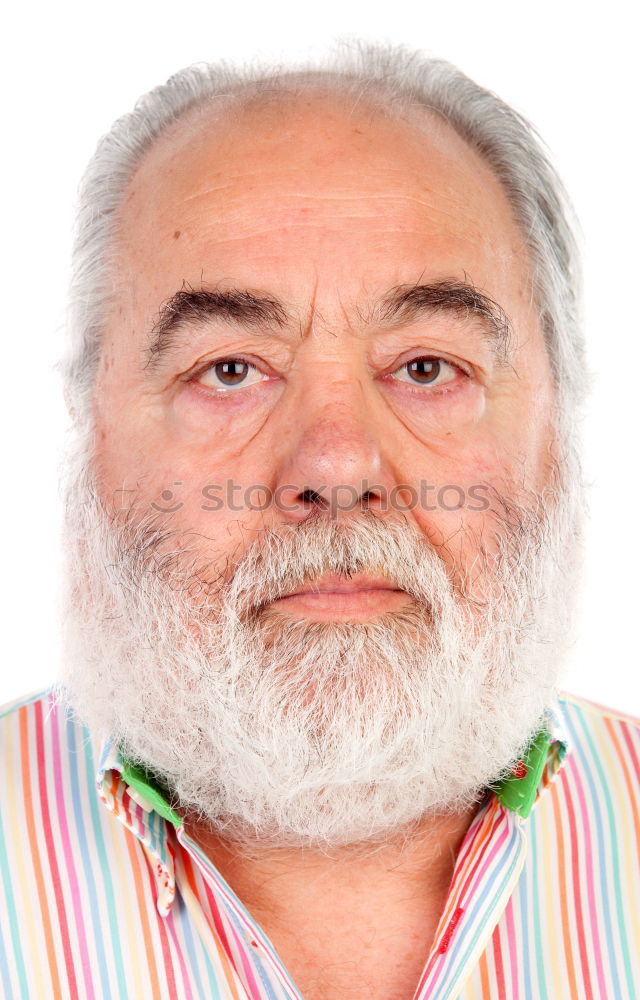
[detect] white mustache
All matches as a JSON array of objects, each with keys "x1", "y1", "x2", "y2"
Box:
[{"x1": 226, "y1": 512, "x2": 453, "y2": 617}]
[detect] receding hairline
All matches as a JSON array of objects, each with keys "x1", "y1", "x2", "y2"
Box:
[
  {"x1": 113, "y1": 76, "x2": 517, "y2": 250},
  {"x1": 154, "y1": 67, "x2": 452, "y2": 131}
]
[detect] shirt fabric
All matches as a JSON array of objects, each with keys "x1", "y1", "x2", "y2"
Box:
[{"x1": 0, "y1": 687, "x2": 638, "y2": 999}]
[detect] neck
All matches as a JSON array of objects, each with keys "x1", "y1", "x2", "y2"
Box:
[
  {"x1": 184, "y1": 806, "x2": 484, "y2": 1000},
  {"x1": 184, "y1": 803, "x2": 481, "y2": 934}
]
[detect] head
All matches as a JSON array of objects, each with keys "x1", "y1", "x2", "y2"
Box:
[{"x1": 59, "y1": 44, "x2": 587, "y2": 849}]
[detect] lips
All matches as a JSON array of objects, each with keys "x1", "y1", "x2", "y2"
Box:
[{"x1": 279, "y1": 573, "x2": 404, "y2": 598}]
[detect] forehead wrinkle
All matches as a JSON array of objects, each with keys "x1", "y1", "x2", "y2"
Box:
[{"x1": 299, "y1": 274, "x2": 319, "y2": 341}]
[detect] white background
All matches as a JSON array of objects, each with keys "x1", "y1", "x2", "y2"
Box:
[{"x1": 1, "y1": 0, "x2": 638, "y2": 711}]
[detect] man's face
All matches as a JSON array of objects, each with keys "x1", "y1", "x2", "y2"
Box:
[
  {"x1": 92, "y1": 94, "x2": 555, "y2": 595},
  {"x1": 63, "y1": 93, "x2": 576, "y2": 848}
]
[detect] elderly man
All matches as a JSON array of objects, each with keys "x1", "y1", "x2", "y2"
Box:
[{"x1": 1, "y1": 45, "x2": 638, "y2": 999}]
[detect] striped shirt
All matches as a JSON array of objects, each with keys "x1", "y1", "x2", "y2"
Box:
[{"x1": 0, "y1": 688, "x2": 638, "y2": 999}]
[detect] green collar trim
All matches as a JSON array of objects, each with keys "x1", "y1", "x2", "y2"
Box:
[
  {"x1": 120, "y1": 760, "x2": 183, "y2": 828},
  {"x1": 489, "y1": 726, "x2": 551, "y2": 819}
]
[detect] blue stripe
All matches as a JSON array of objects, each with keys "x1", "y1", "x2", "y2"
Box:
[
  {"x1": 0, "y1": 912, "x2": 14, "y2": 1000},
  {"x1": 515, "y1": 830, "x2": 537, "y2": 999},
  {"x1": 0, "y1": 688, "x2": 50, "y2": 721},
  {"x1": 227, "y1": 906, "x2": 284, "y2": 1000},
  {"x1": 148, "y1": 809, "x2": 223, "y2": 998},
  {"x1": 441, "y1": 816, "x2": 525, "y2": 1000},
  {"x1": 81, "y1": 724, "x2": 129, "y2": 996},
  {"x1": 565, "y1": 703, "x2": 631, "y2": 999},
  {"x1": 66, "y1": 712, "x2": 114, "y2": 998},
  {"x1": 200, "y1": 931, "x2": 225, "y2": 997},
  {"x1": 170, "y1": 891, "x2": 213, "y2": 1000},
  {"x1": 0, "y1": 743, "x2": 30, "y2": 1000},
  {"x1": 0, "y1": 807, "x2": 29, "y2": 999}
]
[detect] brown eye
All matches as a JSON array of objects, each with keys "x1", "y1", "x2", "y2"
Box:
[
  {"x1": 391, "y1": 356, "x2": 458, "y2": 387},
  {"x1": 197, "y1": 358, "x2": 266, "y2": 392},
  {"x1": 214, "y1": 360, "x2": 249, "y2": 385},
  {"x1": 408, "y1": 358, "x2": 441, "y2": 383}
]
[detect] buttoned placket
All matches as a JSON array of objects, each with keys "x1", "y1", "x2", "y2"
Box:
[{"x1": 415, "y1": 800, "x2": 528, "y2": 999}]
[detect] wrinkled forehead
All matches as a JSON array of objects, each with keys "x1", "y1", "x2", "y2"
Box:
[
  {"x1": 116, "y1": 87, "x2": 526, "y2": 254},
  {"x1": 106, "y1": 88, "x2": 535, "y2": 351}
]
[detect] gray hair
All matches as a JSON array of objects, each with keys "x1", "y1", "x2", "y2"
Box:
[{"x1": 62, "y1": 42, "x2": 587, "y2": 432}]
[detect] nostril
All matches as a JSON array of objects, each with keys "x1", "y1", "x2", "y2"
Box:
[{"x1": 300, "y1": 489, "x2": 327, "y2": 507}]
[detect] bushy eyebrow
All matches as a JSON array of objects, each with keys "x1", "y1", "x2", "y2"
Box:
[
  {"x1": 144, "y1": 278, "x2": 514, "y2": 371},
  {"x1": 145, "y1": 285, "x2": 288, "y2": 370},
  {"x1": 374, "y1": 279, "x2": 514, "y2": 364}
]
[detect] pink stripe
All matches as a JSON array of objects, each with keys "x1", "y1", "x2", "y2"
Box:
[
  {"x1": 218, "y1": 905, "x2": 265, "y2": 997},
  {"x1": 187, "y1": 847, "x2": 265, "y2": 998},
  {"x1": 457, "y1": 805, "x2": 509, "y2": 906},
  {"x1": 493, "y1": 922, "x2": 507, "y2": 998},
  {"x1": 569, "y1": 748, "x2": 608, "y2": 997},
  {"x1": 164, "y1": 909, "x2": 195, "y2": 1000},
  {"x1": 428, "y1": 798, "x2": 505, "y2": 959},
  {"x1": 142, "y1": 857, "x2": 179, "y2": 997},
  {"x1": 202, "y1": 876, "x2": 235, "y2": 956},
  {"x1": 563, "y1": 755, "x2": 595, "y2": 998},
  {"x1": 35, "y1": 699, "x2": 81, "y2": 1000},
  {"x1": 503, "y1": 897, "x2": 519, "y2": 999},
  {"x1": 420, "y1": 808, "x2": 512, "y2": 991},
  {"x1": 451, "y1": 795, "x2": 494, "y2": 874},
  {"x1": 137, "y1": 802, "x2": 151, "y2": 842},
  {"x1": 621, "y1": 721, "x2": 640, "y2": 787},
  {"x1": 49, "y1": 699, "x2": 97, "y2": 1000}
]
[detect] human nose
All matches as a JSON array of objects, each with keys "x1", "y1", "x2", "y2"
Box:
[{"x1": 273, "y1": 394, "x2": 396, "y2": 522}]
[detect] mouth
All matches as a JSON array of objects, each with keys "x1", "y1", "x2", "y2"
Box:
[{"x1": 269, "y1": 572, "x2": 412, "y2": 621}]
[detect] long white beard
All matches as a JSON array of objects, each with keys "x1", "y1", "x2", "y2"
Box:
[{"x1": 58, "y1": 438, "x2": 584, "y2": 849}]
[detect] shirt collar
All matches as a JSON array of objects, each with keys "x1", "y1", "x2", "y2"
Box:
[
  {"x1": 95, "y1": 739, "x2": 179, "y2": 916},
  {"x1": 489, "y1": 697, "x2": 570, "y2": 817},
  {"x1": 95, "y1": 695, "x2": 571, "y2": 914}
]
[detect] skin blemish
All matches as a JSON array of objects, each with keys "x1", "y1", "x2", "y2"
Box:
[{"x1": 174, "y1": 230, "x2": 182, "y2": 240}]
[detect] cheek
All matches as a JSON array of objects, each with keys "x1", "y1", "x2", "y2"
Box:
[
  {"x1": 93, "y1": 449, "x2": 277, "y2": 580},
  {"x1": 170, "y1": 379, "x2": 282, "y2": 439},
  {"x1": 397, "y1": 433, "x2": 525, "y2": 560},
  {"x1": 163, "y1": 387, "x2": 282, "y2": 525},
  {"x1": 381, "y1": 379, "x2": 487, "y2": 441}
]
